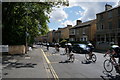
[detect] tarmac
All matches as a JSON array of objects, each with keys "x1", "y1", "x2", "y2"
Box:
[{"x1": 1, "y1": 47, "x2": 52, "y2": 79}]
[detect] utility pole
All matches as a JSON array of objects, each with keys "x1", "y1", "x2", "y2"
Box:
[{"x1": 25, "y1": 2, "x2": 29, "y2": 54}]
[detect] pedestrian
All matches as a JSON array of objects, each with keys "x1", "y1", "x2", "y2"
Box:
[
  {"x1": 47, "y1": 43, "x2": 49, "y2": 50},
  {"x1": 87, "y1": 43, "x2": 94, "y2": 59},
  {"x1": 56, "y1": 44, "x2": 60, "y2": 52},
  {"x1": 65, "y1": 45, "x2": 68, "y2": 54},
  {"x1": 68, "y1": 45, "x2": 72, "y2": 54}
]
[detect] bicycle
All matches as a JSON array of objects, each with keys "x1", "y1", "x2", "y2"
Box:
[
  {"x1": 85, "y1": 52, "x2": 97, "y2": 62},
  {"x1": 66, "y1": 53, "x2": 75, "y2": 63},
  {"x1": 103, "y1": 54, "x2": 120, "y2": 73}
]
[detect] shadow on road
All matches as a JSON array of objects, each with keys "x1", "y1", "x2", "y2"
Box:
[
  {"x1": 81, "y1": 60, "x2": 92, "y2": 64},
  {"x1": 100, "y1": 71, "x2": 120, "y2": 80},
  {"x1": 2, "y1": 54, "x2": 37, "y2": 69},
  {"x1": 59, "y1": 60, "x2": 74, "y2": 63}
]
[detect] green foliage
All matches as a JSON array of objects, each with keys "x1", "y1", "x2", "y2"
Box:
[
  {"x1": 59, "y1": 38, "x2": 69, "y2": 48},
  {"x1": 2, "y1": 1, "x2": 69, "y2": 45},
  {"x1": 60, "y1": 39, "x2": 67, "y2": 43},
  {"x1": 2, "y1": 2, "x2": 52, "y2": 45}
]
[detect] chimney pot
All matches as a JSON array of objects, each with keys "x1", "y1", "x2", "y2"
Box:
[
  {"x1": 105, "y1": 4, "x2": 112, "y2": 11},
  {"x1": 76, "y1": 20, "x2": 82, "y2": 25}
]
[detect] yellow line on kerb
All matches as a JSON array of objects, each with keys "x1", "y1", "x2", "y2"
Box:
[{"x1": 41, "y1": 49, "x2": 59, "y2": 80}]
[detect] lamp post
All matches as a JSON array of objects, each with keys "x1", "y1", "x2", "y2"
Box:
[
  {"x1": 25, "y1": 2, "x2": 29, "y2": 54},
  {"x1": 25, "y1": 32, "x2": 29, "y2": 53}
]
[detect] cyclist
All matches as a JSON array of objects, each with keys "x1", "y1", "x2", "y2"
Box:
[
  {"x1": 47, "y1": 43, "x2": 49, "y2": 50},
  {"x1": 64, "y1": 45, "x2": 68, "y2": 55},
  {"x1": 86, "y1": 43, "x2": 94, "y2": 60},
  {"x1": 104, "y1": 44, "x2": 120, "y2": 65},
  {"x1": 55, "y1": 44, "x2": 60, "y2": 52},
  {"x1": 104, "y1": 44, "x2": 120, "y2": 73},
  {"x1": 67, "y1": 45, "x2": 74, "y2": 61}
]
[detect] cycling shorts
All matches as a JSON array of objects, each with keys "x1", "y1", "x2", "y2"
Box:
[{"x1": 112, "y1": 53, "x2": 120, "y2": 58}]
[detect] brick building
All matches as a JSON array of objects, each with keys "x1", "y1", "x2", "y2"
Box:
[{"x1": 96, "y1": 4, "x2": 120, "y2": 50}]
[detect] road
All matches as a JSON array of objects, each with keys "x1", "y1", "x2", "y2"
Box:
[
  {"x1": 41, "y1": 46, "x2": 118, "y2": 79},
  {"x1": 2, "y1": 45, "x2": 119, "y2": 79}
]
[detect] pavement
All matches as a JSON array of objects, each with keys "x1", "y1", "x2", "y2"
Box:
[{"x1": 2, "y1": 47, "x2": 52, "y2": 79}]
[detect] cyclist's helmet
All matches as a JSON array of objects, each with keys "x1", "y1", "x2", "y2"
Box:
[
  {"x1": 110, "y1": 44, "x2": 120, "y2": 53},
  {"x1": 88, "y1": 43, "x2": 92, "y2": 46},
  {"x1": 111, "y1": 44, "x2": 119, "y2": 48}
]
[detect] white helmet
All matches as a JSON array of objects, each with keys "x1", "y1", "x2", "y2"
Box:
[
  {"x1": 88, "y1": 43, "x2": 92, "y2": 46},
  {"x1": 111, "y1": 45, "x2": 119, "y2": 48}
]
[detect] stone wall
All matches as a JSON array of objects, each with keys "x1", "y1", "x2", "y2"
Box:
[{"x1": 9, "y1": 45, "x2": 26, "y2": 54}]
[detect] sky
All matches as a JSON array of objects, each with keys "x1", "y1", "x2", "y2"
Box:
[{"x1": 48, "y1": 0, "x2": 119, "y2": 31}]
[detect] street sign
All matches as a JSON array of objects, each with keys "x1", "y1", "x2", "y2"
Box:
[{"x1": 0, "y1": 45, "x2": 8, "y2": 52}]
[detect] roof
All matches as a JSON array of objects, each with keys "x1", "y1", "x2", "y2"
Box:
[
  {"x1": 97, "y1": 5, "x2": 120, "y2": 15},
  {"x1": 70, "y1": 20, "x2": 95, "y2": 29}
]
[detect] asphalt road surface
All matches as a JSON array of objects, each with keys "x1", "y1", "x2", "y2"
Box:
[{"x1": 41, "y1": 46, "x2": 118, "y2": 79}]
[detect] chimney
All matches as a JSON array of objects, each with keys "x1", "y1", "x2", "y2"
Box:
[
  {"x1": 105, "y1": 4, "x2": 112, "y2": 11},
  {"x1": 67, "y1": 25, "x2": 72, "y2": 28},
  {"x1": 76, "y1": 20, "x2": 82, "y2": 25}
]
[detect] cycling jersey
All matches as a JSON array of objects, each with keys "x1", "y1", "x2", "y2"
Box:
[
  {"x1": 110, "y1": 45, "x2": 120, "y2": 54},
  {"x1": 87, "y1": 45, "x2": 94, "y2": 52},
  {"x1": 109, "y1": 45, "x2": 120, "y2": 59}
]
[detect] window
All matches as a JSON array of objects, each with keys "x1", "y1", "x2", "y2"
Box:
[
  {"x1": 70, "y1": 29, "x2": 75, "y2": 35},
  {"x1": 101, "y1": 24, "x2": 104, "y2": 29},
  {"x1": 81, "y1": 38, "x2": 83, "y2": 41},
  {"x1": 108, "y1": 11, "x2": 112, "y2": 18},
  {"x1": 82, "y1": 28, "x2": 85, "y2": 35},
  {"x1": 106, "y1": 34, "x2": 109, "y2": 42},
  {"x1": 100, "y1": 15, "x2": 103, "y2": 20},
  {"x1": 97, "y1": 35, "x2": 100, "y2": 41},
  {"x1": 84, "y1": 38, "x2": 87, "y2": 41},
  {"x1": 98, "y1": 15, "x2": 103, "y2": 21},
  {"x1": 76, "y1": 29, "x2": 79, "y2": 35},
  {"x1": 97, "y1": 23, "x2": 100, "y2": 30},
  {"x1": 108, "y1": 22, "x2": 112, "y2": 29},
  {"x1": 70, "y1": 38, "x2": 74, "y2": 41},
  {"x1": 101, "y1": 37, "x2": 104, "y2": 42}
]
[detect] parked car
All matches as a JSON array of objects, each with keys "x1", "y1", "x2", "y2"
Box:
[{"x1": 72, "y1": 44, "x2": 89, "y2": 54}]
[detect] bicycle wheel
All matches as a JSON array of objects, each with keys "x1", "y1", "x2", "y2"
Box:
[
  {"x1": 91, "y1": 54, "x2": 97, "y2": 62},
  {"x1": 103, "y1": 59, "x2": 113, "y2": 72},
  {"x1": 85, "y1": 53, "x2": 90, "y2": 60}
]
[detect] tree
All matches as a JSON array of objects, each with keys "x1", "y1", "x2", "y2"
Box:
[{"x1": 2, "y1": 1, "x2": 69, "y2": 45}]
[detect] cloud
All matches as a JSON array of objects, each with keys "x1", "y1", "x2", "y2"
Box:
[
  {"x1": 49, "y1": 0, "x2": 118, "y2": 30},
  {"x1": 69, "y1": 1, "x2": 118, "y2": 22},
  {"x1": 61, "y1": 20, "x2": 76, "y2": 26},
  {"x1": 50, "y1": 8, "x2": 68, "y2": 22}
]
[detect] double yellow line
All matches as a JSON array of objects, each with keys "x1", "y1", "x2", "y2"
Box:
[{"x1": 41, "y1": 49, "x2": 59, "y2": 80}]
